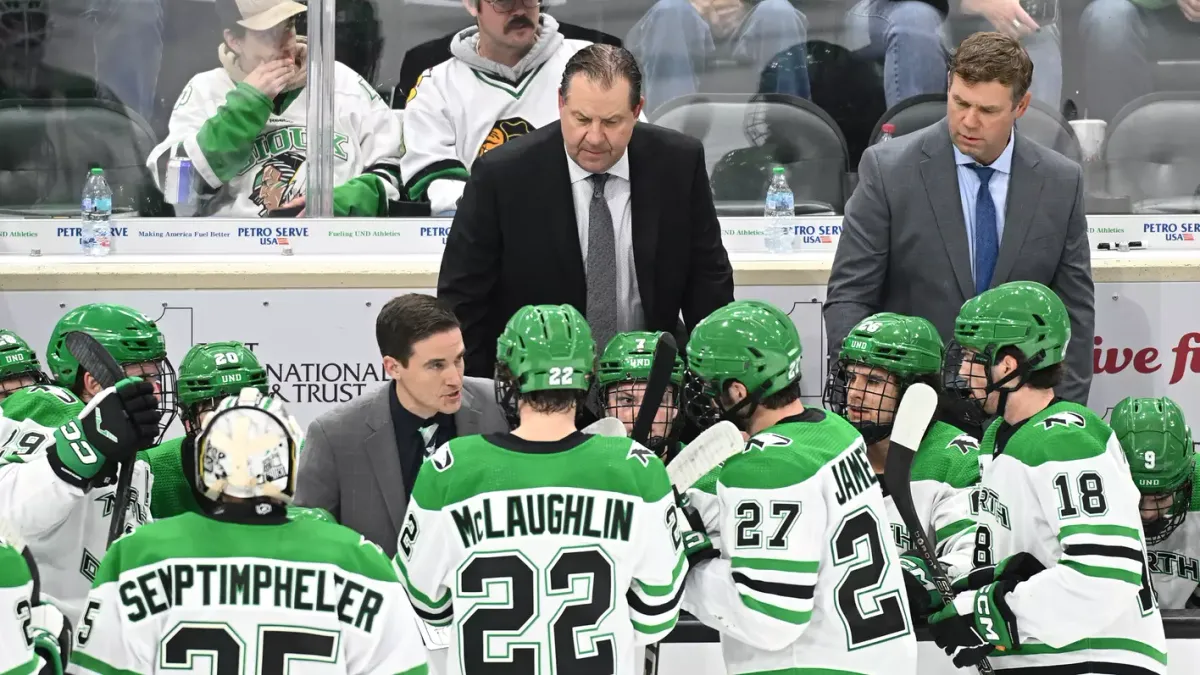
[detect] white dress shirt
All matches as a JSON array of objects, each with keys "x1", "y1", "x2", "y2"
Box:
[{"x1": 566, "y1": 148, "x2": 645, "y2": 333}]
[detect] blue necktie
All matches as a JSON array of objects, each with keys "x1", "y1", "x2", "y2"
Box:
[{"x1": 970, "y1": 164, "x2": 998, "y2": 295}]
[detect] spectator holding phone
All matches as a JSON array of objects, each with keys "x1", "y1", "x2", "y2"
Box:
[{"x1": 146, "y1": 0, "x2": 403, "y2": 218}]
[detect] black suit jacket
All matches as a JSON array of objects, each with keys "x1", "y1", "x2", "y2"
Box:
[{"x1": 438, "y1": 121, "x2": 735, "y2": 378}]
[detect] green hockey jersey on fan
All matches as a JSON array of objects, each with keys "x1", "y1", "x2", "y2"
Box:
[
  {"x1": 683, "y1": 409, "x2": 917, "y2": 675},
  {"x1": 974, "y1": 400, "x2": 1167, "y2": 673},
  {"x1": 395, "y1": 432, "x2": 687, "y2": 675},
  {"x1": 885, "y1": 420, "x2": 981, "y2": 579},
  {"x1": 0, "y1": 384, "x2": 83, "y2": 429},
  {"x1": 69, "y1": 510, "x2": 429, "y2": 675},
  {"x1": 1146, "y1": 467, "x2": 1200, "y2": 609},
  {"x1": 0, "y1": 533, "x2": 36, "y2": 675}
]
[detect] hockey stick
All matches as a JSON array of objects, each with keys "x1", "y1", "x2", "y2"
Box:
[
  {"x1": 581, "y1": 416, "x2": 628, "y2": 438},
  {"x1": 632, "y1": 333, "x2": 678, "y2": 675},
  {"x1": 667, "y1": 420, "x2": 743, "y2": 492},
  {"x1": 882, "y1": 383, "x2": 996, "y2": 675},
  {"x1": 64, "y1": 332, "x2": 133, "y2": 549}
]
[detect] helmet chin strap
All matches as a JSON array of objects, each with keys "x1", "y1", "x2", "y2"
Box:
[{"x1": 987, "y1": 363, "x2": 1032, "y2": 420}]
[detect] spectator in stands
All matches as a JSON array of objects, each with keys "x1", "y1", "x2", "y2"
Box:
[
  {"x1": 400, "y1": 0, "x2": 594, "y2": 215},
  {"x1": 825, "y1": 32, "x2": 1094, "y2": 403},
  {"x1": 1078, "y1": 0, "x2": 1200, "y2": 122},
  {"x1": 627, "y1": 0, "x2": 810, "y2": 113},
  {"x1": 146, "y1": 0, "x2": 403, "y2": 218},
  {"x1": 438, "y1": 44, "x2": 734, "y2": 378},
  {"x1": 847, "y1": 0, "x2": 1062, "y2": 109}
]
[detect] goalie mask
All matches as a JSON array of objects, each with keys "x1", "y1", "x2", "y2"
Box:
[
  {"x1": 823, "y1": 313, "x2": 942, "y2": 444},
  {"x1": 0, "y1": 329, "x2": 47, "y2": 400},
  {"x1": 683, "y1": 300, "x2": 802, "y2": 430},
  {"x1": 595, "y1": 331, "x2": 683, "y2": 456},
  {"x1": 1111, "y1": 396, "x2": 1195, "y2": 545},
  {"x1": 195, "y1": 388, "x2": 304, "y2": 503},
  {"x1": 494, "y1": 304, "x2": 595, "y2": 427},
  {"x1": 942, "y1": 280, "x2": 1070, "y2": 422}
]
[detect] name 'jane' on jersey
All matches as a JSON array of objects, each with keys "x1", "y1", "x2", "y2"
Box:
[
  {"x1": 117, "y1": 562, "x2": 384, "y2": 632},
  {"x1": 453, "y1": 492, "x2": 635, "y2": 548}
]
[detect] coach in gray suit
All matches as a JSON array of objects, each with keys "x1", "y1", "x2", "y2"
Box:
[
  {"x1": 294, "y1": 294, "x2": 509, "y2": 556},
  {"x1": 825, "y1": 31, "x2": 1094, "y2": 403}
]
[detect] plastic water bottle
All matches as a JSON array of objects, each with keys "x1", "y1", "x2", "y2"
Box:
[
  {"x1": 81, "y1": 167, "x2": 113, "y2": 257},
  {"x1": 877, "y1": 123, "x2": 896, "y2": 144},
  {"x1": 764, "y1": 166, "x2": 794, "y2": 253}
]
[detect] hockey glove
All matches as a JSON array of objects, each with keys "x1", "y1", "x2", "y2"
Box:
[
  {"x1": 49, "y1": 377, "x2": 161, "y2": 489},
  {"x1": 676, "y1": 491, "x2": 719, "y2": 567},
  {"x1": 30, "y1": 603, "x2": 72, "y2": 675},
  {"x1": 899, "y1": 554, "x2": 944, "y2": 619},
  {"x1": 928, "y1": 580, "x2": 1020, "y2": 668},
  {"x1": 952, "y1": 552, "x2": 1046, "y2": 594}
]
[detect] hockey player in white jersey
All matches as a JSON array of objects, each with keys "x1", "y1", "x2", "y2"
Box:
[
  {"x1": 930, "y1": 280, "x2": 1167, "y2": 673},
  {"x1": 823, "y1": 312, "x2": 983, "y2": 619},
  {"x1": 0, "y1": 304, "x2": 167, "y2": 622},
  {"x1": 679, "y1": 300, "x2": 917, "y2": 675},
  {"x1": 400, "y1": 0, "x2": 592, "y2": 214},
  {"x1": 69, "y1": 389, "x2": 429, "y2": 675},
  {"x1": 0, "y1": 519, "x2": 73, "y2": 675},
  {"x1": 395, "y1": 304, "x2": 688, "y2": 675},
  {"x1": 147, "y1": 0, "x2": 403, "y2": 218},
  {"x1": 1111, "y1": 396, "x2": 1200, "y2": 609}
]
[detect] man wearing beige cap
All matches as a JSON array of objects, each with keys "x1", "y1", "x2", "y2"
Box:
[{"x1": 146, "y1": 0, "x2": 404, "y2": 218}]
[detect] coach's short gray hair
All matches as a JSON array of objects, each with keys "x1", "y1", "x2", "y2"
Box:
[{"x1": 559, "y1": 44, "x2": 643, "y2": 110}]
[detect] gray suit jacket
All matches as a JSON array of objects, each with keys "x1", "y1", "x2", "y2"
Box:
[
  {"x1": 824, "y1": 119, "x2": 1095, "y2": 403},
  {"x1": 293, "y1": 377, "x2": 509, "y2": 556}
]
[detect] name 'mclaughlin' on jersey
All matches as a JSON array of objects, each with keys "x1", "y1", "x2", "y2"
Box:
[
  {"x1": 394, "y1": 431, "x2": 687, "y2": 675},
  {"x1": 68, "y1": 510, "x2": 429, "y2": 675},
  {"x1": 972, "y1": 400, "x2": 1167, "y2": 673},
  {"x1": 683, "y1": 408, "x2": 918, "y2": 675}
]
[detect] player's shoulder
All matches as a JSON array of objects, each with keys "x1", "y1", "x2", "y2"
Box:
[
  {"x1": 1189, "y1": 464, "x2": 1200, "y2": 513},
  {"x1": 721, "y1": 408, "x2": 860, "y2": 490},
  {"x1": 1, "y1": 384, "x2": 81, "y2": 426},
  {"x1": 333, "y1": 61, "x2": 384, "y2": 102},
  {"x1": 1006, "y1": 400, "x2": 1111, "y2": 467},
  {"x1": 144, "y1": 436, "x2": 184, "y2": 463},
  {"x1": 912, "y1": 420, "x2": 980, "y2": 488},
  {"x1": 0, "y1": 520, "x2": 31, "y2": 590}
]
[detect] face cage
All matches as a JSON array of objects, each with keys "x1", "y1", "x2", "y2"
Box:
[
  {"x1": 494, "y1": 372, "x2": 521, "y2": 430},
  {"x1": 1143, "y1": 478, "x2": 1193, "y2": 545},
  {"x1": 600, "y1": 381, "x2": 680, "y2": 456},
  {"x1": 0, "y1": 368, "x2": 47, "y2": 400},
  {"x1": 941, "y1": 341, "x2": 1001, "y2": 429},
  {"x1": 823, "y1": 360, "x2": 900, "y2": 445},
  {"x1": 681, "y1": 371, "x2": 723, "y2": 429},
  {"x1": 123, "y1": 358, "x2": 178, "y2": 443}
]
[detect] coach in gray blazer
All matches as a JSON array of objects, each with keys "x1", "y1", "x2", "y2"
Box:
[
  {"x1": 294, "y1": 295, "x2": 509, "y2": 557},
  {"x1": 824, "y1": 32, "x2": 1094, "y2": 403}
]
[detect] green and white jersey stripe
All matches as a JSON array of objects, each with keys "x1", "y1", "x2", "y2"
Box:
[
  {"x1": 68, "y1": 513, "x2": 429, "y2": 675},
  {"x1": 394, "y1": 432, "x2": 687, "y2": 675},
  {"x1": 977, "y1": 400, "x2": 1167, "y2": 673},
  {"x1": 0, "y1": 535, "x2": 35, "y2": 675},
  {"x1": 682, "y1": 408, "x2": 917, "y2": 675}
]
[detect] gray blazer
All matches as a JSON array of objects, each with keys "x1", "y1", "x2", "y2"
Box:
[
  {"x1": 293, "y1": 377, "x2": 509, "y2": 556},
  {"x1": 824, "y1": 119, "x2": 1094, "y2": 403}
]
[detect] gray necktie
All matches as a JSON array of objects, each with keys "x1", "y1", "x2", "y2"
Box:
[{"x1": 586, "y1": 173, "x2": 618, "y2": 347}]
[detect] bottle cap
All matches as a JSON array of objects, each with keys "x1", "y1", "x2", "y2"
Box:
[
  {"x1": 772, "y1": 166, "x2": 785, "y2": 174},
  {"x1": 90, "y1": 167, "x2": 104, "y2": 175},
  {"x1": 881, "y1": 123, "x2": 896, "y2": 133}
]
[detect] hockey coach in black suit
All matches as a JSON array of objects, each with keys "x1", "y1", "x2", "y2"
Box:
[{"x1": 438, "y1": 43, "x2": 735, "y2": 378}]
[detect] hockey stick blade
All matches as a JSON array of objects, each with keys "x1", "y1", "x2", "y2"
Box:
[
  {"x1": 668, "y1": 420, "x2": 744, "y2": 491},
  {"x1": 65, "y1": 331, "x2": 136, "y2": 549},
  {"x1": 631, "y1": 333, "x2": 677, "y2": 446},
  {"x1": 582, "y1": 417, "x2": 628, "y2": 438},
  {"x1": 883, "y1": 383, "x2": 996, "y2": 675}
]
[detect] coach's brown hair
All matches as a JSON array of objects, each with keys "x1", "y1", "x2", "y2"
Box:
[{"x1": 950, "y1": 32, "x2": 1034, "y2": 105}]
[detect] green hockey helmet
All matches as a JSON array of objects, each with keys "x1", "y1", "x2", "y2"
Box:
[
  {"x1": 824, "y1": 313, "x2": 943, "y2": 443},
  {"x1": 45, "y1": 303, "x2": 176, "y2": 437},
  {"x1": 495, "y1": 305, "x2": 595, "y2": 423},
  {"x1": 0, "y1": 329, "x2": 47, "y2": 398},
  {"x1": 596, "y1": 331, "x2": 684, "y2": 454},
  {"x1": 683, "y1": 300, "x2": 802, "y2": 427},
  {"x1": 177, "y1": 341, "x2": 269, "y2": 428},
  {"x1": 1111, "y1": 396, "x2": 1195, "y2": 544}
]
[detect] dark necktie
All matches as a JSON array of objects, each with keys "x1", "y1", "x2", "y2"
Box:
[
  {"x1": 586, "y1": 173, "x2": 618, "y2": 347},
  {"x1": 970, "y1": 164, "x2": 998, "y2": 296}
]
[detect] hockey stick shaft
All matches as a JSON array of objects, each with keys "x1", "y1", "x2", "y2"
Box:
[
  {"x1": 64, "y1": 332, "x2": 134, "y2": 549},
  {"x1": 882, "y1": 383, "x2": 995, "y2": 675}
]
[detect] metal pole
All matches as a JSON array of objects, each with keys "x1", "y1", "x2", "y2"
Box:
[{"x1": 305, "y1": 0, "x2": 336, "y2": 219}]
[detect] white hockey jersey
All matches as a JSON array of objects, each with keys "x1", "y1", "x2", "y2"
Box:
[
  {"x1": 972, "y1": 402, "x2": 1167, "y2": 673},
  {"x1": 1145, "y1": 467, "x2": 1200, "y2": 609},
  {"x1": 395, "y1": 432, "x2": 687, "y2": 675},
  {"x1": 0, "y1": 409, "x2": 152, "y2": 623},
  {"x1": 68, "y1": 508, "x2": 429, "y2": 675},
  {"x1": 400, "y1": 15, "x2": 589, "y2": 213},
  {"x1": 148, "y1": 61, "x2": 403, "y2": 217},
  {"x1": 0, "y1": 530, "x2": 37, "y2": 675},
  {"x1": 683, "y1": 409, "x2": 917, "y2": 675}
]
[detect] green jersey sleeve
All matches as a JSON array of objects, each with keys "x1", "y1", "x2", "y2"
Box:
[{"x1": 0, "y1": 531, "x2": 35, "y2": 675}]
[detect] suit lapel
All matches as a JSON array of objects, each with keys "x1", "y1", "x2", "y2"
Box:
[
  {"x1": 628, "y1": 126, "x2": 659, "y2": 314},
  {"x1": 992, "y1": 134, "x2": 1043, "y2": 285},
  {"x1": 542, "y1": 122, "x2": 587, "y2": 300},
  {"x1": 454, "y1": 379, "x2": 481, "y2": 436},
  {"x1": 364, "y1": 384, "x2": 407, "y2": 532},
  {"x1": 919, "y1": 121, "x2": 974, "y2": 300}
]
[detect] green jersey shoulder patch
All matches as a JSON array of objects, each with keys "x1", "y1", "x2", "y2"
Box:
[
  {"x1": 721, "y1": 409, "x2": 863, "y2": 490},
  {"x1": 912, "y1": 420, "x2": 980, "y2": 489}
]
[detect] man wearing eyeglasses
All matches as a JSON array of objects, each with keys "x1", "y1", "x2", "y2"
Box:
[{"x1": 401, "y1": 0, "x2": 596, "y2": 215}]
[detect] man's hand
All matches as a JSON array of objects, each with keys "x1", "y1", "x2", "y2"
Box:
[
  {"x1": 244, "y1": 58, "x2": 298, "y2": 99},
  {"x1": 49, "y1": 378, "x2": 160, "y2": 488},
  {"x1": 928, "y1": 581, "x2": 1020, "y2": 668},
  {"x1": 676, "y1": 491, "x2": 719, "y2": 567},
  {"x1": 899, "y1": 554, "x2": 944, "y2": 619},
  {"x1": 1179, "y1": 0, "x2": 1200, "y2": 21},
  {"x1": 30, "y1": 603, "x2": 72, "y2": 675},
  {"x1": 960, "y1": 0, "x2": 1039, "y2": 37}
]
